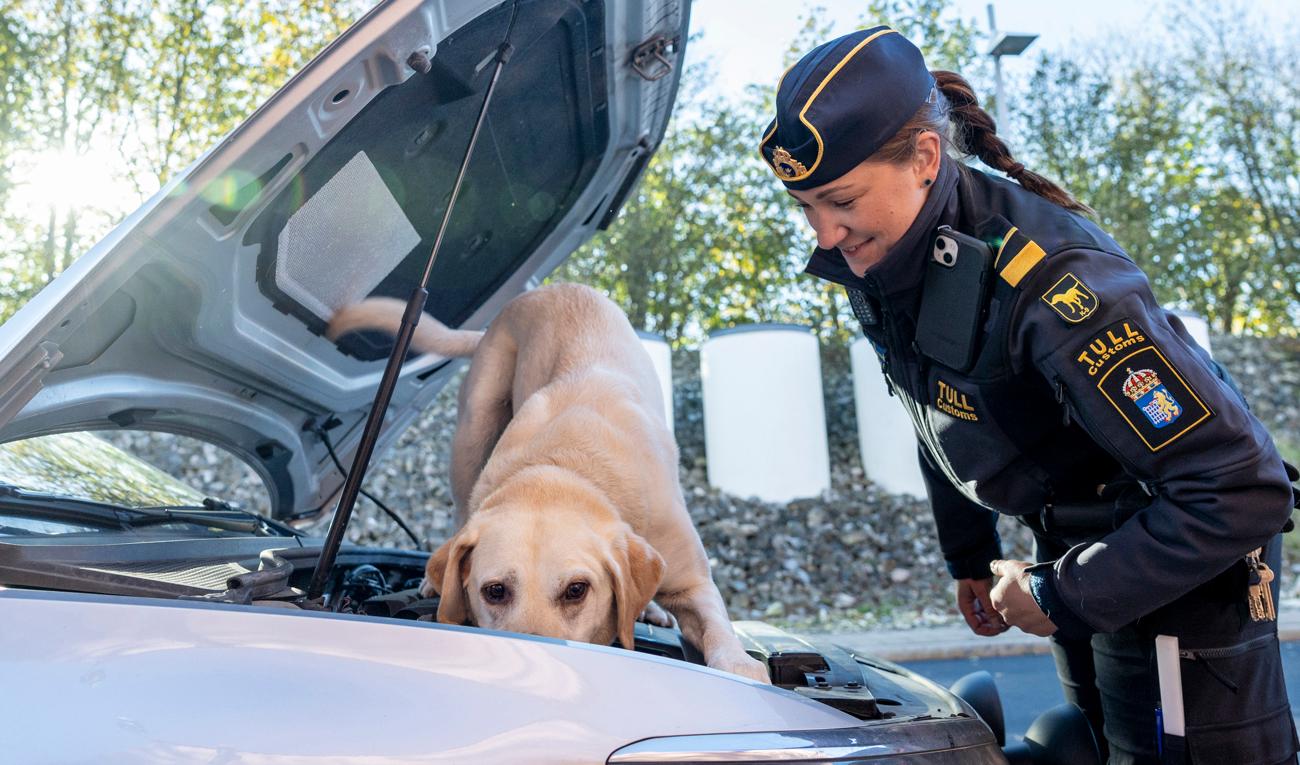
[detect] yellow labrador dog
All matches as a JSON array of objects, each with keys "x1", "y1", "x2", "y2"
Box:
[{"x1": 329, "y1": 283, "x2": 768, "y2": 682}]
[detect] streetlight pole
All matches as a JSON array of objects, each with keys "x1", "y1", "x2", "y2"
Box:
[
  {"x1": 986, "y1": 3, "x2": 1038, "y2": 138},
  {"x1": 988, "y1": 4, "x2": 1004, "y2": 131}
]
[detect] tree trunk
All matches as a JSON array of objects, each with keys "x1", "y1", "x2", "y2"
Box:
[
  {"x1": 59, "y1": 209, "x2": 78, "y2": 273},
  {"x1": 1217, "y1": 285, "x2": 1237, "y2": 334},
  {"x1": 42, "y1": 207, "x2": 58, "y2": 283},
  {"x1": 823, "y1": 285, "x2": 843, "y2": 336}
]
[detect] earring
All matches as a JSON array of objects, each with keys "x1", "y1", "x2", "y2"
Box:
[{"x1": 923, "y1": 178, "x2": 933, "y2": 187}]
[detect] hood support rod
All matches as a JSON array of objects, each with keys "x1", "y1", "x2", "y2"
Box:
[{"x1": 306, "y1": 10, "x2": 518, "y2": 602}]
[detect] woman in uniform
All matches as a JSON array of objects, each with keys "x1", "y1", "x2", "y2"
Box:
[{"x1": 759, "y1": 26, "x2": 1299, "y2": 764}]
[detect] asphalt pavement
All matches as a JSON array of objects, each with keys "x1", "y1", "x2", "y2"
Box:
[
  {"x1": 826, "y1": 599, "x2": 1300, "y2": 663},
  {"x1": 817, "y1": 599, "x2": 1300, "y2": 741},
  {"x1": 900, "y1": 642, "x2": 1300, "y2": 741}
]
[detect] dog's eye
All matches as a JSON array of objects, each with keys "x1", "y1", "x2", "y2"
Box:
[
  {"x1": 482, "y1": 583, "x2": 508, "y2": 603},
  {"x1": 564, "y1": 581, "x2": 588, "y2": 601}
]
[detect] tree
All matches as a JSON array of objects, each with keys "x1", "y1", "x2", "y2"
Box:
[
  {"x1": 1179, "y1": 5, "x2": 1300, "y2": 331},
  {"x1": 1015, "y1": 1, "x2": 1300, "y2": 334},
  {"x1": 553, "y1": 79, "x2": 818, "y2": 345},
  {"x1": 0, "y1": 1, "x2": 36, "y2": 207},
  {"x1": 556, "y1": 1, "x2": 983, "y2": 346},
  {"x1": 119, "y1": 0, "x2": 363, "y2": 192},
  {"x1": 0, "y1": 0, "x2": 367, "y2": 324}
]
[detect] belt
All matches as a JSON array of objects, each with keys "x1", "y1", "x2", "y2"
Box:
[
  {"x1": 1017, "y1": 502, "x2": 1116, "y2": 547},
  {"x1": 1020, "y1": 480, "x2": 1156, "y2": 546}
]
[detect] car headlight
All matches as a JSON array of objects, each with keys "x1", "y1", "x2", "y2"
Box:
[{"x1": 607, "y1": 716, "x2": 1006, "y2": 763}]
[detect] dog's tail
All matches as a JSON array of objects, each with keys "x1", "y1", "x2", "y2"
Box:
[{"x1": 327, "y1": 297, "x2": 482, "y2": 358}]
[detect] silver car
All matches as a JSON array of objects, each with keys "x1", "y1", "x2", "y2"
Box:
[{"x1": 0, "y1": 1, "x2": 1093, "y2": 762}]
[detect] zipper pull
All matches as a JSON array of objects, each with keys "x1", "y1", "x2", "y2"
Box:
[{"x1": 1054, "y1": 379, "x2": 1072, "y2": 427}]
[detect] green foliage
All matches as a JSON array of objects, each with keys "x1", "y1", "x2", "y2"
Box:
[
  {"x1": 1015, "y1": 1, "x2": 1300, "y2": 334},
  {"x1": 556, "y1": 1, "x2": 982, "y2": 346},
  {"x1": 0, "y1": 1, "x2": 34, "y2": 207},
  {"x1": 0, "y1": 0, "x2": 1297, "y2": 342},
  {"x1": 553, "y1": 81, "x2": 840, "y2": 344},
  {"x1": 121, "y1": 0, "x2": 363, "y2": 189},
  {"x1": 0, "y1": 0, "x2": 366, "y2": 324}
]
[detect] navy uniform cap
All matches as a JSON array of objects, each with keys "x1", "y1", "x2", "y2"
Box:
[{"x1": 759, "y1": 26, "x2": 935, "y2": 190}]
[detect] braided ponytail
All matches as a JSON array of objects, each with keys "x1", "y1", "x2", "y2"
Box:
[
  {"x1": 931, "y1": 70, "x2": 1093, "y2": 215},
  {"x1": 873, "y1": 69, "x2": 1092, "y2": 215}
]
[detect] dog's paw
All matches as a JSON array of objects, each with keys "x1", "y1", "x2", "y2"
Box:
[
  {"x1": 710, "y1": 652, "x2": 771, "y2": 684},
  {"x1": 638, "y1": 600, "x2": 676, "y2": 628},
  {"x1": 418, "y1": 577, "x2": 438, "y2": 599}
]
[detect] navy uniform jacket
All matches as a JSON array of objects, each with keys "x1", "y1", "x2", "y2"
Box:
[{"x1": 805, "y1": 160, "x2": 1293, "y2": 637}]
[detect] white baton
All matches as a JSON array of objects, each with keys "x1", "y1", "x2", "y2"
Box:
[{"x1": 1155, "y1": 634, "x2": 1185, "y2": 737}]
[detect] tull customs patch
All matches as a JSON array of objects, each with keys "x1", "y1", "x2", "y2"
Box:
[
  {"x1": 1074, "y1": 319, "x2": 1148, "y2": 378},
  {"x1": 1087, "y1": 324, "x2": 1213, "y2": 451},
  {"x1": 935, "y1": 378, "x2": 980, "y2": 422}
]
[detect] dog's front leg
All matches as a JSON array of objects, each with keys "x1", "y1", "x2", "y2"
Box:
[
  {"x1": 659, "y1": 583, "x2": 770, "y2": 683},
  {"x1": 639, "y1": 599, "x2": 676, "y2": 628}
]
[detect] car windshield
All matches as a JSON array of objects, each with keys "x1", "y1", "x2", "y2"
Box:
[
  {"x1": 0, "y1": 432, "x2": 291, "y2": 539},
  {"x1": 0, "y1": 431, "x2": 207, "y2": 508}
]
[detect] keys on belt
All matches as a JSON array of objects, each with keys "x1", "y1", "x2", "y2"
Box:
[{"x1": 1246, "y1": 547, "x2": 1276, "y2": 622}]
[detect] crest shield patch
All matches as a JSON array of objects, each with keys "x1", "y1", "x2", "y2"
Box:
[
  {"x1": 1096, "y1": 345, "x2": 1212, "y2": 451},
  {"x1": 1042, "y1": 273, "x2": 1099, "y2": 323},
  {"x1": 1125, "y1": 368, "x2": 1183, "y2": 428}
]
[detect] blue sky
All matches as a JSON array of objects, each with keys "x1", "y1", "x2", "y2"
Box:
[{"x1": 685, "y1": 0, "x2": 1298, "y2": 98}]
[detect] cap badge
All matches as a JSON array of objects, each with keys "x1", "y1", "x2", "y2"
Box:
[{"x1": 771, "y1": 146, "x2": 807, "y2": 179}]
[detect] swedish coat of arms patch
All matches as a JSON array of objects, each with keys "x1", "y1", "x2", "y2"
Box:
[
  {"x1": 1095, "y1": 345, "x2": 1212, "y2": 451},
  {"x1": 1041, "y1": 273, "x2": 1099, "y2": 324},
  {"x1": 1122, "y1": 367, "x2": 1183, "y2": 428}
]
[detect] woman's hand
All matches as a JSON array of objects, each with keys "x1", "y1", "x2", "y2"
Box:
[
  {"x1": 988, "y1": 559, "x2": 1057, "y2": 637},
  {"x1": 956, "y1": 576, "x2": 1009, "y2": 636}
]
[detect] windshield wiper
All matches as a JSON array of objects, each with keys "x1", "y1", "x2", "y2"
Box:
[{"x1": 0, "y1": 485, "x2": 293, "y2": 537}]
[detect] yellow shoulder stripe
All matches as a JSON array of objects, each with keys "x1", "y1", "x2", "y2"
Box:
[{"x1": 1000, "y1": 240, "x2": 1046, "y2": 287}]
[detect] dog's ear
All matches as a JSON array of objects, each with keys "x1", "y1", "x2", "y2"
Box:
[
  {"x1": 606, "y1": 529, "x2": 665, "y2": 650},
  {"x1": 427, "y1": 525, "x2": 479, "y2": 625}
]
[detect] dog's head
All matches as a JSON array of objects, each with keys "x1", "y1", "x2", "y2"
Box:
[{"x1": 424, "y1": 467, "x2": 665, "y2": 649}]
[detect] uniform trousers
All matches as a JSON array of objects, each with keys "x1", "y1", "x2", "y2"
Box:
[{"x1": 1034, "y1": 532, "x2": 1298, "y2": 764}]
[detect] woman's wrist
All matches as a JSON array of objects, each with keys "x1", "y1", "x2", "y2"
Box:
[{"x1": 1026, "y1": 562, "x2": 1096, "y2": 640}]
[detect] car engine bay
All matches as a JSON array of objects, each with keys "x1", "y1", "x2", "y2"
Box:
[{"x1": 0, "y1": 536, "x2": 956, "y2": 724}]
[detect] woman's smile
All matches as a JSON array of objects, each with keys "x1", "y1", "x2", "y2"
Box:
[
  {"x1": 837, "y1": 236, "x2": 888, "y2": 275},
  {"x1": 786, "y1": 150, "x2": 937, "y2": 278}
]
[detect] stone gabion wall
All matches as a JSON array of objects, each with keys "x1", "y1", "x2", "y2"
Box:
[{"x1": 99, "y1": 334, "x2": 1300, "y2": 629}]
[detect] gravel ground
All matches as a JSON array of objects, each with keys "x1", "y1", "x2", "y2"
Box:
[{"x1": 99, "y1": 333, "x2": 1299, "y2": 632}]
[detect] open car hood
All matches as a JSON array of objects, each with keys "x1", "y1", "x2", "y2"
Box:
[{"x1": 0, "y1": 0, "x2": 688, "y2": 519}]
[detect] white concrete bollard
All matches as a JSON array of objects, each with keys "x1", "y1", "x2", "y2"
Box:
[
  {"x1": 636, "y1": 330, "x2": 674, "y2": 433},
  {"x1": 849, "y1": 337, "x2": 927, "y2": 497},
  {"x1": 1169, "y1": 310, "x2": 1213, "y2": 358},
  {"x1": 700, "y1": 324, "x2": 831, "y2": 503}
]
